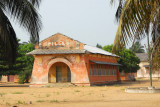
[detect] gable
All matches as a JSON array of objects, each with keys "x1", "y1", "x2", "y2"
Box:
[{"x1": 35, "y1": 33, "x2": 84, "y2": 50}]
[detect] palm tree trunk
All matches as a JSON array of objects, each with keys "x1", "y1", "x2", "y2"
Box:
[{"x1": 147, "y1": 33, "x2": 152, "y2": 87}]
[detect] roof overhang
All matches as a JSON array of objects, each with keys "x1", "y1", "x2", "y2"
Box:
[
  {"x1": 26, "y1": 49, "x2": 86, "y2": 55},
  {"x1": 90, "y1": 60, "x2": 121, "y2": 66}
]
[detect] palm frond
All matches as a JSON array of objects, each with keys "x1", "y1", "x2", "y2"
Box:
[
  {"x1": 0, "y1": 8, "x2": 18, "y2": 64},
  {"x1": 29, "y1": 0, "x2": 41, "y2": 8},
  {"x1": 4, "y1": 0, "x2": 42, "y2": 43},
  {"x1": 112, "y1": 0, "x2": 160, "y2": 53},
  {"x1": 111, "y1": 0, "x2": 160, "y2": 68}
]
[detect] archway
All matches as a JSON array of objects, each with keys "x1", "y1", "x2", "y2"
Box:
[{"x1": 48, "y1": 62, "x2": 71, "y2": 83}]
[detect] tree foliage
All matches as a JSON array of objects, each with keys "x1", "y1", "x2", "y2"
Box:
[
  {"x1": 102, "y1": 44, "x2": 140, "y2": 73},
  {"x1": 18, "y1": 42, "x2": 35, "y2": 83},
  {"x1": 0, "y1": 0, "x2": 41, "y2": 64},
  {"x1": 96, "y1": 43, "x2": 102, "y2": 49},
  {"x1": 129, "y1": 41, "x2": 145, "y2": 53},
  {"x1": 118, "y1": 49, "x2": 140, "y2": 73},
  {"x1": 0, "y1": 41, "x2": 34, "y2": 83},
  {"x1": 102, "y1": 44, "x2": 113, "y2": 53},
  {"x1": 0, "y1": 40, "x2": 25, "y2": 75}
]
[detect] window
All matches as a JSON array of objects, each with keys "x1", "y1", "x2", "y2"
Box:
[
  {"x1": 89, "y1": 65, "x2": 92, "y2": 75},
  {"x1": 106, "y1": 65, "x2": 110, "y2": 75},
  {"x1": 93, "y1": 65, "x2": 97, "y2": 76},
  {"x1": 98, "y1": 65, "x2": 101, "y2": 75},
  {"x1": 102, "y1": 65, "x2": 105, "y2": 75},
  {"x1": 114, "y1": 66, "x2": 117, "y2": 75},
  {"x1": 110, "y1": 66, "x2": 113, "y2": 75}
]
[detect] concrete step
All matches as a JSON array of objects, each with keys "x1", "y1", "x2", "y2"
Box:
[{"x1": 44, "y1": 83, "x2": 76, "y2": 87}]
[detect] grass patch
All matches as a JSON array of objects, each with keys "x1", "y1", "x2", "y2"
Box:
[
  {"x1": 47, "y1": 85, "x2": 51, "y2": 88},
  {"x1": 56, "y1": 92, "x2": 60, "y2": 95},
  {"x1": 6, "y1": 102, "x2": 10, "y2": 106},
  {"x1": 114, "y1": 84, "x2": 120, "y2": 87},
  {"x1": 46, "y1": 94, "x2": 51, "y2": 97},
  {"x1": 136, "y1": 78, "x2": 143, "y2": 80},
  {"x1": 17, "y1": 100, "x2": 26, "y2": 104},
  {"x1": 63, "y1": 99, "x2": 67, "y2": 102},
  {"x1": 36, "y1": 100, "x2": 45, "y2": 103},
  {"x1": 121, "y1": 87, "x2": 127, "y2": 91},
  {"x1": 74, "y1": 90, "x2": 80, "y2": 92},
  {"x1": 12, "y1": 92, "x2": 24, "y2": 94},
  {"x1": 0, "y1": 93, "x2": 6, "y2": 97},
  {"x1": 50, "y1": 100, "x2": 59, "y2": 103}
]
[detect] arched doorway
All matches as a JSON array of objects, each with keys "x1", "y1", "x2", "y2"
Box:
[{"x1": 48, "y1": 62, "x2": 71, "y2": 83}]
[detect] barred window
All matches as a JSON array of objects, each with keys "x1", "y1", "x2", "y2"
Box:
[
  {"x1": 89, "y1": 65, "x2": 92, "y2": 75},
  {"x1": 107, "y1": 66, "x2": 110, "y2": 75},
  {"x1": 102, "y1": 65, "x2": 105, "y2": 75},
  {"x1": 110, "y1": 66, "x2": 113, "y2": 75},
  {"x1": 98, "y1": 65, "x2": 101, "y2": 75},
  {"x1": 93, "y1": 65, "x2": 97, "y2": 76},
  {"x1": 114, "y1": 66, "x2": 117, "y2": 75}
]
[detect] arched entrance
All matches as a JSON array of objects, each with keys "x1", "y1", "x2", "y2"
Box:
[{"x1": 48, "y1": 62, "x2": 71, "y2": 83}]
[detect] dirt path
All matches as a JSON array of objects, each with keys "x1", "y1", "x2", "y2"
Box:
[{"x1": 0, "y1": 78, "x2": 160, "y2": 107}]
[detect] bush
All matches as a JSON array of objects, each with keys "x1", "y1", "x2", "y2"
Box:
[
  {"x1": 18, "y1": 69, "x2": 32, "y2": 84},
  {"x1": 18, "y1": 74, "x2": 25, "y2": 84}
]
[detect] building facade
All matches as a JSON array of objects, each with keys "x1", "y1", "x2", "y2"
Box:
[
  {"x1": 27, "y1": 33, "x2": 120, "y2": 87},
  {"x1": 136, "y1": 53, "x2": 160, "y2": 78}
]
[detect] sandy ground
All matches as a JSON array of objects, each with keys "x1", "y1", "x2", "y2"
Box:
[{"x1": 0, "y1": 78, "x2": 160, "y2": 107}]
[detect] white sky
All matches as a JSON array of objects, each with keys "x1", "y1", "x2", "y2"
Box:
[{"x1": 10, "y1": 0, "x2": 147, "y2": 47}]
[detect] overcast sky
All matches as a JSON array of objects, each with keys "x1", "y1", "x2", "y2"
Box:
[{"x1": 10, "y1": 0, "x2": 146, "y2": 47}]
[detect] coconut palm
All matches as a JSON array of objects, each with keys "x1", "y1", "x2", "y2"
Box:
[
  {"x1": 111, "y1": 0, "x2": 160, "y2": 87},
  {"x1": 111, "y1": 0, "x2": 159, "y2": 63},
  {"x1": 0, "y1": 0, "x2": 42, "y2": 63}
]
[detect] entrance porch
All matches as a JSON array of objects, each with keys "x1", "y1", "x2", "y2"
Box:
[{"x1": 48, "y1": 62, "x2": 71, "y2": 83}]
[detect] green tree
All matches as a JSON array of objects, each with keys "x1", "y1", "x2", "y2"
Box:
[
  {"x1": 0, "y1": 0, "x2": 41, "y2": 63},
  {"x1": 96, "y1": 43, "x2": 102, "y2": 49},
  {"x1": 0, "y1": 41, "x2": 34, "y2": 83},
  {"x1": 0, "y1": 40, "x2": 25, "y2": 75},
  {"x1": 129, "y1": 41, "x2": 145, "y2": 53},
  {"x1": 102, "y1": 44, "x2": 113, "y2": 53},
  {"x1": 102, "y1": 44, "x2": 140, "y2": 73},
  {"x1": 118, "y1": 49, "x2": 140, "y2": 73},
  {"x1": 18, "y1": 43, "x2": 34, "y2": 83}
]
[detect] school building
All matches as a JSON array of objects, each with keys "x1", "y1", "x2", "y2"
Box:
[{"x1": 27, "y1": 33, "x2": 121, "y2": 87}]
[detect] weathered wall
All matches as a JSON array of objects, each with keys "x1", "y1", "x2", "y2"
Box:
[
  {"x1": 30, "y1": 54, "x2": 89, "y2": 86},
  {"x1": 84, "y1": 54, "x2": 120, "y2": 85},
  {"x1": 35, "y1": 33, "x2": 84, "y2": 50},
  {"x1": 31, "y1": 54, "x2": 120, "y2": 86},
  {"x1": 0, "y1": 75, "x2": 8, "y2": 82},
  {"x1": 137, "y1": 62, "x2": 160, "y2": 78},
  {"x1": 120, "y1": 72, "x2": 136, "y2": 81}
]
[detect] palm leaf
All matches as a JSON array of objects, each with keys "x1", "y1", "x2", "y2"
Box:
[
  {"x1": 0, "y1": 8, "x2": 18, "y2": 64},
  {"x1": 111, "y1": 0, "x2": 160, "y2": 68},
  {"x1": 4, "y1": 0, "x2": 42, "y2": 43},
  {"x1": 0, "y1": 0, "x2": 42, "y2": 63}
]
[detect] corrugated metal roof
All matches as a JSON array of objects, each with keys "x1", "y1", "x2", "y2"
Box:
[
  {"x1": 26, "y1": 49, "x2": 85, "y2": 55},
  {"x1": 136, "y1": 53, "x2": 148, "y2": 62},
  {"x1": 84, "y1": 45, "x2": 118, "y2": 57},
  {"x1": 90, "y1": 60, "x2": 121, "y2": 66}
]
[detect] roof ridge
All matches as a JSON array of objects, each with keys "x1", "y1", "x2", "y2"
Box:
[{"x1": 37, "y1": 33, "x2": 85, "y2": 45}]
